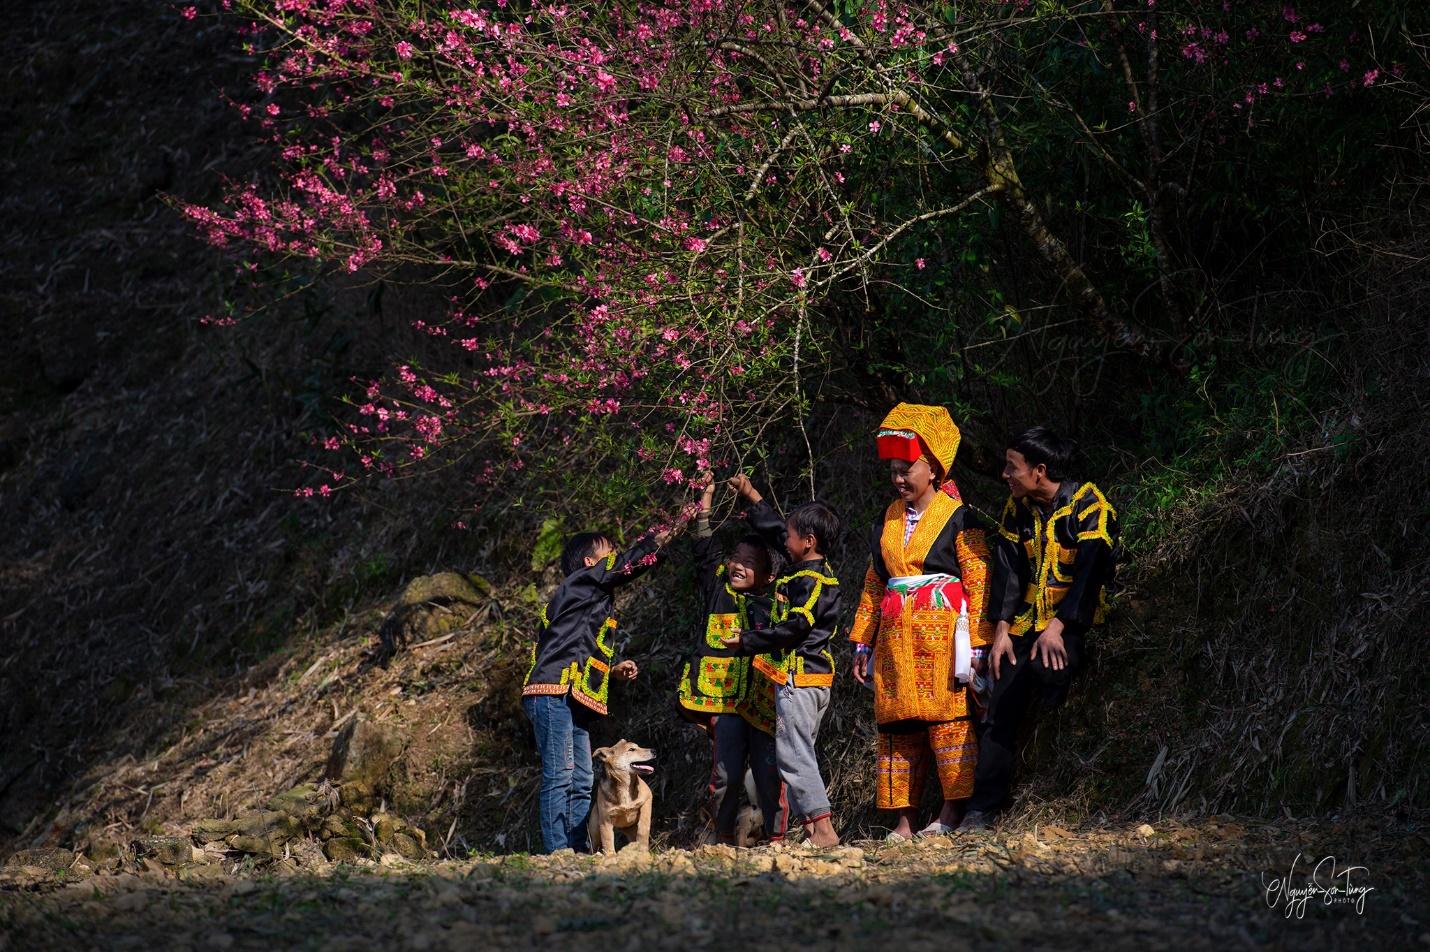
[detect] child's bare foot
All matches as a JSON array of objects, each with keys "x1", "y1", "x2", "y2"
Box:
[{"x1": 805, "y1": 816, "x2": 839, "y2": 848}]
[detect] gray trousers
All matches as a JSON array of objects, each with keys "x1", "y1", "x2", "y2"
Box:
[
  {"x1": 774, "y1": 683, "x2": 832, "y2": 821},
  {"x1": 711, "y1": 714, "x2": 787, "y2": 838}
]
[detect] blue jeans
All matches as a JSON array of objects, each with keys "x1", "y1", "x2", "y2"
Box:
[{"x1": 522, "y1": 693, "x2": 594, "y2": 853}]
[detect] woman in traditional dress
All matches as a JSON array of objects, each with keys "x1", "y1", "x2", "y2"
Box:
[{"x1": 850, "y1": 403, "x2": 994, "y2": 839}]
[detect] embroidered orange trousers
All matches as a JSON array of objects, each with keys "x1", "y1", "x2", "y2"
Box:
[{"x1": 875, "y1": 719, "x2": 977, "y2": 809}]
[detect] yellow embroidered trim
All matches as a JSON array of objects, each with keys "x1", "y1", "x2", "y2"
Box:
[
  {"x1": 997, "y1": 496, "x2": 1020, "y2": 544},
  {"x1": 849, "y1": 564, "x2": 883, "y2": 646},
  {"x1": 1012, "y1": 482, "x2": 1116, "y2": 632},
  {"x1": 888, "y1": 492, "x2": 958, "y2": 578},
  {"x1": 752, "y1": 654, "x2": 786, "y2": 685},
  {"x1": 778, "y1": 568, "x2": 839, "y2": 587},
  {"x1": 789, "y1": 671, "x2": 835, "y2": 687},
  {"x1": 595, "y1": 617, "x2": 617, "y2": 657},
  {"x1": 523, "y1": 659, "x2": 580, "y2": 694},
  {"x1": 955, "y1": 527, "x2": 994, "y2": 647}
]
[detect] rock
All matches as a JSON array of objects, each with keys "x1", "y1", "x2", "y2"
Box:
[
  {"x1": 0, "y1": 864, "x2": 58, "y2": 887},
  {"x1": 744, "y1": 854, "x2": 775, "y2": 874},
  {"x1": 372, "y1": 813, "x2": 399, "y2": 846},
  {"x1": 266, "y1": 784, "x2": 331, "y2": 823},
  {"x1": 376, "y1": 572, "x2": 491, "y2": 660},
  {"x1": 694, "y1": 844, "x2": 737, "y2": 860},
  {"x1": 323, "y1": 837, "x2": 373, "y2": 863},
  {"x1": 137, "y1": 836, "x2": 191, "y2": 866},
  {"x1": 177, "y1": 863, "x2": 228, "y2": 884},
  {"x1": 398, "y1": 572, "x2": 484, "y2": 608},
  {"x1": 226, "y1": 835, "x2": 283, "y2": 858},
  {"x1": 287, "y1": 838, "x2": 329, "y2": 870},
  {"x1": 4, "y1": 848, "x2": 75, "y2": 872},
  {"x1": 390, "y1": 832, "x2": 424, "y2": 861},
  {"x1": 197, "y1": 810, "x2": 300, "y2": 844},
  {"x1": 801, "y1": 859, "x2": 845, "y2": 877},
  {"x1": 326, "y1": 719, "x2": 404, "y2": 811},
  {"x1": 192, "y1": 818, "x2": 240, "y2": 841},
  {"x1": 664, "y1": 854, "x2": 697, "y2": 875},
  {"x1": 320, "y1": 814, "x2": 362, "y2": 841}
]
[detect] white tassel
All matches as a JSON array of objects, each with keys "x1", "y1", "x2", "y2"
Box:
[{"x1": 954, "y1": 596, "x2": 972, "y2": 684}]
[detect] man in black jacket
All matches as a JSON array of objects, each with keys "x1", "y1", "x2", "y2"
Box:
[{"x1": 960, "y1": 427, "x2": 1119, "y2": 831}]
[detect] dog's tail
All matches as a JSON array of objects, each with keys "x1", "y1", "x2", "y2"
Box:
[{"x1": 743, "y1": 768, "x2": 758, "y2": 806}]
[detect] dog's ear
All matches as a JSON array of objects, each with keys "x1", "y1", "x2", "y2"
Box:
[{"x1": 591, "y1": 746, "x2": 610, "y2": 763}]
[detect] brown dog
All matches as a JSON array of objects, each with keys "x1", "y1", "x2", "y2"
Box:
[{"x1": 588, "y1": 739, "x2": 655, "y2": 853}]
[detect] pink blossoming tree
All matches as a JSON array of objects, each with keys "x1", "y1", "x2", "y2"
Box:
[{"x1": 184, "y1": 0, "x2": 1400, "y2": 518}]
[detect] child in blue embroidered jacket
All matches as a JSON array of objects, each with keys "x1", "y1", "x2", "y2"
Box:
[
  {"x1": 522, "y1": 521, "x2": 684, "y2": 853},
  {"x1": 722, "y1": 474, "x2": 843, "y2": 848}
]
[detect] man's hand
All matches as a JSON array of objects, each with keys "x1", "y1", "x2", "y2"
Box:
[
  {"x1": 726, "y1": 473, "x2": 762, "y2": 504},
  {"x1": 989, "y1": 621, "x2": 1016, "y2": 681},
  {"x1": 611, "y1": 659, "x2": 639, "y2": 681},
  {"x1": 720, "y1": 634, "x2": 743, "y2": 651},
  {"x1": 1032, "y1": 619, "x2": 1067, "y2": 671}
]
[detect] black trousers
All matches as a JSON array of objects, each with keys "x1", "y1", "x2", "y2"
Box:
[{"x1": 967, "y1": 626, "x2": 1085, "y2": 814}]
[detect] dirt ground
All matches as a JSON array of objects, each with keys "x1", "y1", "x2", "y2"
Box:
[{"x1": 2, "y1": 817, "x2": 1421, "y2": 951}]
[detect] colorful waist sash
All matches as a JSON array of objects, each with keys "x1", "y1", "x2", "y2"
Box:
[{"x1": 883, "y1": 574, "x2": 972, "y2": 684}]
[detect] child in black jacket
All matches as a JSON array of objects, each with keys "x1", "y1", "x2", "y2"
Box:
[
  {"x1": 676, "y1": 475, "x2": 786, "y2": 842},
  {"x1": 522, "y1": 520, "x2": 682, "y2": 853},
  {"x1": 722, "y1": 475, "x2": 843, "y2": 848}
]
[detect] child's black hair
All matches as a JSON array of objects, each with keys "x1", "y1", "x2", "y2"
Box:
[
  {"x1": 1008, "y1": 426, "x2": 1077, "y2": 482},
  {"x1": 787, "y1": 501, "x2": 841, "y2": 555},
  {"x1": 560, "y1": 531, "x2": 613, "y2": 576},
  {"x1": 731, "y1": 534, "x2": 778, "y2": 579}
]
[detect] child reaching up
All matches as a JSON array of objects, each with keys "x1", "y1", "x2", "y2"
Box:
[
  {"x1": 676, "y1": 475, "x2": 788, "y2": 844},
  {"x1": 722, "y1": 474, "x2": 843, "y2": 848},
  {"x1": 522, "y1": 518, "x2": 687, "y2": 854}
]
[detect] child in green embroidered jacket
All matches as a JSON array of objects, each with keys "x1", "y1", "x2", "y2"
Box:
[
  {"x1": 722, "y1": 474, "x2": 843, "y2": 848},
  {"x1": 676, "y1": 475, "x2": 787, "y2": 843}
]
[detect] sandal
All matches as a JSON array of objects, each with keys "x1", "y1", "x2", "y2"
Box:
[{"x1": 915, "y1": 821, "x2": 957, "y2": 838}]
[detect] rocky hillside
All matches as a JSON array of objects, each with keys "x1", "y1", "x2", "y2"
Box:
[{"x1": 3, "y1": 0, "x2": 1427, "y2": 881}]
